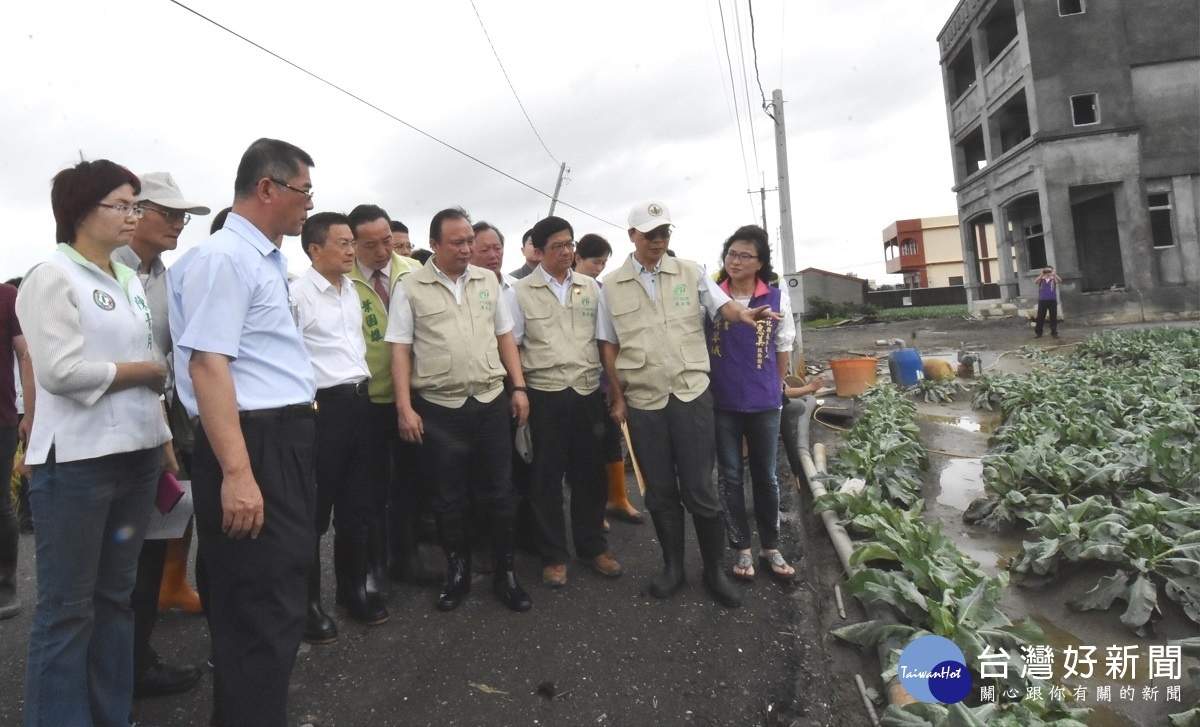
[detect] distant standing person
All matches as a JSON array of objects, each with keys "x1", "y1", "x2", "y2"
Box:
[
  {"x1": 0, "y1": 279, "x2": 28, "y2": 621},
  {"x1": 508, "y1": 228, "x2": 538, "y2": 279},
  {"x1": 1034, "y1": 265, "x2": 1061, "y2": 339},
  {"x1": 390, "y1": 219, "x2": 414, "y2": 258},
  {"x1": 597, "y1": 201, "x2": 780, "y2": 609},
  {"x1": 168, "y1": 138, "x2": 318, "y2": 727}
]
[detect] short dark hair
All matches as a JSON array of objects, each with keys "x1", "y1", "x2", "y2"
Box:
[
  {"x1": 411, "y1": 248, "x2": 433, "y2": 264},
  {"x1": 472, "y1": 221, "x2": 504, "y2": 246},
  {"x1": 522, "y1": 229, "x2": 534, "y2": 245},
  {"x1": 716, "y1": 224, "x2": 775, "y2": 285},
  {"x1": 233, "y1": 138, "x2": 314, "y2": 201},
  {"x1": 51, "y1": 159, "x2": 141, "y2": 244},
  {"x1": 429, "y1": 207, "x2": 471, "y2": 243},
  {"x1": 389, "y1": 220, "x2": 408, "y2": 234},
  {"x1": 348, "y1": 204, "x2": 390, "y2": 236},
  {"x1": 210, "y1": 206, "x2": 232, "y2": 234},
  {"x1": 575, "y1": 233, "x2": 611, "y2": 260},
  {"x1": 529, "y1": 216, "x2": 573, "y2": 252},
  {"x1": 301, "y1": 211, "x2": 351, "y2": 259}
]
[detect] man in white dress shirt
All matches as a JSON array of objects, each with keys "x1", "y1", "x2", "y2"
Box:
[{"x1": 293, "y1": 212, "x2": 388, "y2": 642}]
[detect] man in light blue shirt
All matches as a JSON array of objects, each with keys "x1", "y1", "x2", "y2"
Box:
[{"x1": 167, "y1": 138, "x2": 317, "y2": 727}]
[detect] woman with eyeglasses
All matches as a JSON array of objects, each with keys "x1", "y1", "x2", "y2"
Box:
[
  {"x1": 17, "y1": 159, "x2": 171, "y2": 727},
  {"x1": 706, "y1": 225, "x2": 799, "y2": 583}
]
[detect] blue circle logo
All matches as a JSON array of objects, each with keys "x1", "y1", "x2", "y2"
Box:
[{"x1": 897, "y1": 635, "x2": 972, "y2": 704}]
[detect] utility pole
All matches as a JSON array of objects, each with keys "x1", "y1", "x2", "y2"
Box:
[
  {"x1": 772, "y1": 89, "x2": 796, "y2": 275},
  {"x1": 547, "y1": 162, "x2": 567, "y2": 216},
  {"x1": 747, "y1": 180, "x2": 776, "y2": 232}
]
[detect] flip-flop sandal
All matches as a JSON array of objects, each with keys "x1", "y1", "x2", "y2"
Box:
[
  {"x1": 759, "y1": 552, "x2": 796, "y2": 582},
  {"x1": 731, "y1": 552, "x2": 755, "y2": 581}
]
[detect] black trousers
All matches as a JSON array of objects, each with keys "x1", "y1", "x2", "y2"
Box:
[
  {"x1": 130, "y1": 538, "x2": 166, "y2": 677},
  {"x1": 527, "y1": 388, "x2": 609, "y2": 565},
  {"x1": 1035, "y1": 299, "x2": 1058, "y2": 336},
  {"x1": 367, "y1": 402, "x2": 425, "y2": 525},
  {"x1": 314, "y1": 385, "x2": 373, "y2": 534},
  {"x1": 192, "y1": 416, "x2": 315, "y2": 727},
  {"x1": 412, "y1": 393, "x2": 513, "y2": 514},
  {"x1": 625, "y1": 390, "x2": 722, "y2": 518}
]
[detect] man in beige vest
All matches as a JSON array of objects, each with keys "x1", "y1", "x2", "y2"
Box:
[
  {"x1": 512, "y1": 216, "x2": 620, "y2": 589},
  {"x1": 597, "y1": 201, "x2": 778, "y2": 609},
  {"x1": 385, "y1": 207, "x2": 532, "y2": 613}
]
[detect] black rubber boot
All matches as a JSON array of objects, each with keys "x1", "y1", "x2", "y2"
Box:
[
  {"x1": 388, "y1": 506, "x2": 440, "y2": 586},
  {"x1": 434, "y1": 512, "x2": 472, "y2": 612},
  {"x1": 303, "y1": 540, "x2": 337, "y2": 644},
  {"x1": 486, "y1": 501, "x2": 530, "y2": 612},
  {"x1": 0, "y1": 511, "x2": 20, "y2": 620},
  {"x1": 334, "y1": 527, "x2": 389, "y2": 625},
  {"x1": 694, "y1": 515, "x2": 743, "y2": 608},
  {"x1": 648, "y1": 509, "x2": 687, "y2": 599},
  {"x1": 365, "y1": 516, "x2": 390, "y2": 604}
]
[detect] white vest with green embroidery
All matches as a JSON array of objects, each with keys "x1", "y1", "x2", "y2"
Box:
[
  {"x1": 514, "y1": 270, "x2": 601, "y2": 395},
  {"x1": 602, "y1": 255, "x2": 710, "y2": 410},
  {"x1": 400, "y1": 263, "x2": 505, "y2": 408}
]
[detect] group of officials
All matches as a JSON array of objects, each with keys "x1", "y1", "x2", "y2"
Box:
[{"x1": 17, "y1": 138, "x2": 783, "y2": 727}]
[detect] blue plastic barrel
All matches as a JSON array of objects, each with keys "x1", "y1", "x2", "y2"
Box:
[{"x1": 888, "y1": 347, "x2": 924, "y2": 386}]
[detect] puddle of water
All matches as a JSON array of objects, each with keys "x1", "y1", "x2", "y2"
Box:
[
  {"x1": 959, "y1": 529, "x2": 1023, "y2": 573},
  {"x1": 936, "y1": 457, "x2": 986, "y2": 511},
  {"x1": 919, "y1": 412, "x2": 998, "y2": 434}
]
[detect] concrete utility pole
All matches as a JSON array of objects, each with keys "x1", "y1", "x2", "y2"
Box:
[
  {"x1": 547, "y1": 162, "x2": 567, "y2": 216},
  {"x1": 772, "y1": 89, "x2": 796, "y2": 275},
  {"x1": 747, "y1": 180, "x2": 776, "y2": 232}
]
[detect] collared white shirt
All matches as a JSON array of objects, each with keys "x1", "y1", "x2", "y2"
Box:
[
  {"x1": 357, "y1": 258, "x2": 391, "y2": 281},
  {"x1": 292, "y1": 267, "x2": 370, "y2": 389},
  {"x1": 596, "y1": 254, "x2": 731, "y2": 343},
  {"x1": 384, "y1": 263, "x2": 514, "y2": 344}
]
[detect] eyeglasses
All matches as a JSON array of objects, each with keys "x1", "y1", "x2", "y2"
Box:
[
  {"x1": 96, "y1": 203, "x2": 144, "y2": 219},
  {"x1": 549, "y1": 241, "x2": 576, "y2": 253},
  {"x1": 725, "y1": 251, "x2": 759, "y2": 262},
  {"x1": 328, "y1": 240, "x2": 357, "y2": 250},
  {"x1": 269, "y1": 178, "x2": 314, "y2": 199},
  {"x1": 140, "y1": 206, "x2": 192, "y2": 226},
  {"x1": 641, "y1": 228, "x2": 672, "y2": 243}
]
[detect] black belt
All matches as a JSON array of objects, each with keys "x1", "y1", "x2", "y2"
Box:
[
  {"x1": 238, "y1": 402, "x2": 318, "y2": 421},
  {"x1": 319, "y1": 380, "x2": 369, "y2": 397}
]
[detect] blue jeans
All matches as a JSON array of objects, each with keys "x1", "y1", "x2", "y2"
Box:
[
  {"x1": 24, "y1": 447, "x2": 159, "y2": 727},
  {"x1": 714, "y1": 408, "x2": 782, "y2": 551}
]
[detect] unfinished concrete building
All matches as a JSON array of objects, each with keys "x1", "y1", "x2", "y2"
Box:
[{"x1": 938, "y1": 0, "x2": 1199, "y2": 322}]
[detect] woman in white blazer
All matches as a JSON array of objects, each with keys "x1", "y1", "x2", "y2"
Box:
[{"x1": 16, "y1": 159, "x2": 171, "y2": 727}]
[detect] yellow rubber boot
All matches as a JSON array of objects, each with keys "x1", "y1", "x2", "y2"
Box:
[
  {"x1": 604, "y1": 462, "x2": 644, "y2": 524},
  {"x1": 158, "y1": 521, "x2": 202, "y2": 613}
]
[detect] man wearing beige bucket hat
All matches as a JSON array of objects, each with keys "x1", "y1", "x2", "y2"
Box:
[
  {"x1": 596, "y1": 200, "x2": 779, "y2": 609},
  {"x1": 112, "y1": 171, "x2": 210, "y2": 698}
]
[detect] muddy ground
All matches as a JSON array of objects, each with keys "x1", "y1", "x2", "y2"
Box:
[{"x1": 1, "y1": 314, "x2": 1195, "y2": 726}]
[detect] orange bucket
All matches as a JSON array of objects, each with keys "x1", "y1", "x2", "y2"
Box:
[{"x1": 829, "y1": 357, "x2": 879, "y2": 397}]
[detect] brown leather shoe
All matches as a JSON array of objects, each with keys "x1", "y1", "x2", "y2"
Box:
[
  {"x1": 541, "y1": 564, "x2": 567, "y2": 588},
  {"x1": 590, "y1": 552, "x2": 623, "y2": 578}
]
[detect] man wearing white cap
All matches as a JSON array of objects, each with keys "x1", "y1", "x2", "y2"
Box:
[
  {"x1": 596, "y1": 201, "x2": 778, "y2": 609},
  {"x1": 112, "y1": 171, "x2": 210, "y2": 698}
]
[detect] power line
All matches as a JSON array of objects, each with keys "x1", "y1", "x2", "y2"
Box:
[
  {"x1": 469, "y1": 0, "x2": 559, "y2": 166},
  {"x1": 747, "y1": 0, "x2": 776, "y2": 122},
  {"x1": 162, "y1": 0, "x2": 619, "y2": 229},
  {"x1": 715, "y1": 0, "x2": 757, "y2": 220},
  {"x1": 731, "y1": 2, "x2": 762, "y2": 175}
]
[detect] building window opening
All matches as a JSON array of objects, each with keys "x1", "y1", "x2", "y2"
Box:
[
  {"x1": 949, "y1": 45, "x2": 976, "y2": 99},
  {"x1": 1149, "y1": 192, "x2": 1176, "y2": 248},
  {"x1": 1071, "y1": 93, "x2": 1100, "y2": 126},
  {"x1": 901, "y1": 238, "x2": 918, "y2": 256},
  {"x1": 982, "y1": 0, "x2": 1019, "y2": 64},
  {"x1": 993, "y1": 90, "x2": 1032, "y2": 154},
  {"x1": 1058, "y1": 0, "x2": 1085, "y2": 16},
  {"x1": 957, "y1": 127, "x2": 987, "y2": 180},
  {"x1": 949, "y1": 276, "x2": 964, "y2": 286},
  {"x1": 1024, "y1": 223, "x2": 1047, "y2": 270}
]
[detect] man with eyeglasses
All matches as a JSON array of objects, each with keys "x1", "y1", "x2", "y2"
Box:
[
  {"x1": 390, "y1": 219, "x2": 414, "y2": 257},
  {"x1": 112, "y1": 171, "x2": 209, "y2": 699},
  {"x1": 292, "y1": 213, "x2": 385, "y2": 644},
  {"x1": 386, "y1": 207, "x2": 533, "y2": 613},
  {"x1": 511, "y1": 216, "x2": 620, "y2": 589},
  {"x1": 167, "y1": 138, "x2": 319, "y2": 727},
  {"x1": 346, "y1": 204, "x2": 433, "y2": 600},
  {"x1": 597, "y1": 201, "x2": 779, "y2": 609}
]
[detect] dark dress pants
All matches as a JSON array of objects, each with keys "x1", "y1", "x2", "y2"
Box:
[
  {"x1": 192, "y1": 416, "x2": 316, "y2": 727},
  {"x1": 624, "y1": 390, "x2": 722, "y2": 518},
  {"x1": 412, "y1": 393, "x2": 513, "y2": 513},
  {"x1": 1035, "y1": 299, "x2": 1058, "y2": 336},
  {"x1": 314, "y1": 386, "x2": 373, "y2": 534},
  {"x1": 527, "y1": 388, "x2": 609, "y2": 565}
]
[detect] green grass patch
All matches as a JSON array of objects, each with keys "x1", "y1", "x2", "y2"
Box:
[{"x1": 873, "y1": 304, "x2": 968, "y2": 321}]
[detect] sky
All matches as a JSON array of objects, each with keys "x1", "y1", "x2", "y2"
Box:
[{"x1": 0, "y1": 0, "x2": 961, "y2": 285}]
